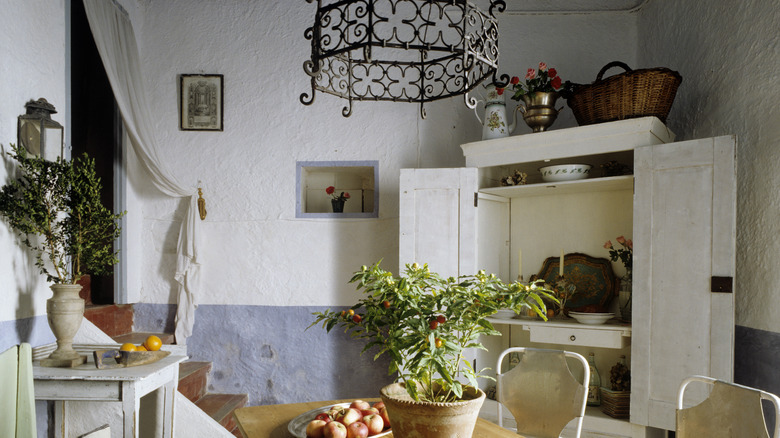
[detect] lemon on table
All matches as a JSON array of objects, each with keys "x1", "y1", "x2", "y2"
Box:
[
  {"x1": 119, "y1": 343, "x2": 136, "y2": 352},
  {"x1": 143, "y1": 335, "x2": 162, "y2": 351}
]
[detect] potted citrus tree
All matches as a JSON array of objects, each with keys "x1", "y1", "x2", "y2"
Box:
[
  {"x1": 310, "y1": 261, "x2": 554, "y2": 437},
  {"x1": 0, "y1": 143, "x2": 124, "y2": 367}
]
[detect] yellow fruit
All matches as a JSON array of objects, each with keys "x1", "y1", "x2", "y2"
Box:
[
  {"x1": 119, "y1": 343, "x2": 136, "y2": 352},
  {"x1": 143, "y1": 335, "x2": 162, "y2": 351},
  {"x1": 136, "y1": 345, "x2": 147, "y2": 351}
]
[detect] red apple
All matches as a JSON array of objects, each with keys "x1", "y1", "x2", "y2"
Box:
[
  {"x1": 371, "y1": 401, "x2": 385, "y2": 411},
  {"x1": 378, "y1": 407, "x2": 391, "y2": 428},
  {"x1": 338, "y1": 408, "x2": 363, "y2": 426},
  {"x1": 315, "y1": 412, "x2": 332, "y2": 423},
  {"x1": 362, "y1": 414, "x2": 384, "y2": 436},
  {"x1": 306, "y1": 419, "x2": 328, "y2": 438},
  {"x1": 346, "y1": 421, "x2": 369, "y2": 438},
  {"x1": 350, "y1": 400, "x2": 371, "y2": 411},
  {"x1": 360, "y1": 408, "x2": 379, "y2": 417},
  {"x1": 323, "y1": 421, "x2": 347, "y2": 438},
  {"x1": 328, "y1": 406, "x2": 346, "y2": 419}
]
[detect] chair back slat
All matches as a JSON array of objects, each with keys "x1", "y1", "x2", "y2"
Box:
[
  {"x1": 677, "y1": 376, "x2": 779, "y2": 438},
  {"x1": 497, "y1": 347, "x2": 588, "y2": 438}
]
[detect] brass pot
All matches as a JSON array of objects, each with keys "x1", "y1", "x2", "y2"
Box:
[{"x1": 518, "y1": 91, "x2": 564, "y2": 132}]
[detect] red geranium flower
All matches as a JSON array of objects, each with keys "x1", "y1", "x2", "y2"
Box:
[
  {"x1": 551, "y1": 76, "x2": 562, "y2": 90},
  {"x1": 510, "y1": 76, "x2": 520, "y2": 85},
  {"x1": 326, "y1": 186, "x2": 335, "y2": 195},
  {"x1": 548, "y1": 68, "x2": 557, "y2": 79},
  {"x1": 343, "y1": 192, "x2": 350, "y2": 199},
  {"x1": 525, "y1": 68, "x2": 536, "y2": 80}
]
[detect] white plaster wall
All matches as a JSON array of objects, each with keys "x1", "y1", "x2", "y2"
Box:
[
  {"x1": 126, "y1": 0, "x2": 639, "y2": 309},
  {"x1": 0, "y1": 1, "x2": 68, "y2": 322},
  {"x1": 637, "y1": 0, "x2": 780, "y2": 333}
]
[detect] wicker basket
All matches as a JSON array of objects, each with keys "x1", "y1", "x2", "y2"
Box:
[
  {"x1": 567, "y1": 61, "x2": 682, "y2": 126},
  {"x1": 600, "y1": 387, "x2": 630, "y2": 419}
]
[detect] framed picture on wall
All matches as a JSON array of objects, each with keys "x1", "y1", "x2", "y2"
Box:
[{"x1": 180, "y1": 74, "x2": 223, "y2": 131}]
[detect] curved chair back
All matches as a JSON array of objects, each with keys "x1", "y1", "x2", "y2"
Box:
[
  {"x1": 496, "y1": 347, "x2": 589, "y2": 438},
  {"x1": 677, "y1": 375, "x2": 780, "y2": 438}
]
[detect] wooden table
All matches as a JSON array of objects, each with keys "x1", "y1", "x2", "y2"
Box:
[
  {"x1": 33, "y1": 353, "x2": 187, "y2": 438},
  {"x1": 233, "y1": 398, "x2": 519, "y2": 438}
]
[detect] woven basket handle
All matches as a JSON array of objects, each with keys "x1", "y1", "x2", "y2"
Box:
[{"x1": 596, "y1": 61, "x2": 632, "y2": 82}]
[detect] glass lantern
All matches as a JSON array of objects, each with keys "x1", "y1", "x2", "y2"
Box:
[{"x1": 18, "y1": 98, "x2": 64, "y2": 162}]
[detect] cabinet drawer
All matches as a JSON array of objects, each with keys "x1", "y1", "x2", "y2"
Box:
[{"x1": 525, "y1": 325, "x2": 628, "y2": 349}]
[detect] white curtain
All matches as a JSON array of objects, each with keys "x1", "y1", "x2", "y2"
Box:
[{"x1": 83, "y1": 0, "x2": 201, "y2": 343}]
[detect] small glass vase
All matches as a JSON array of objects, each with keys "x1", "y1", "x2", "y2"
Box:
[{"x1": 619, "y1": 274, "x2": 632, "y2": 322}]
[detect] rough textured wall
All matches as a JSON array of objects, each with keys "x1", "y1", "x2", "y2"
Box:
[
  {"x1": 126, "y1": 1, "x2": 639, "y2": 403},
  {"x1": 0, "y1": 2, "x2": 68, "y2": 328},
  {"x1": 638, "y1": 0, "x2": 780, "y2": 333}
]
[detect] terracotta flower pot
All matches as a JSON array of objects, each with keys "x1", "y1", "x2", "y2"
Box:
[{"x1": 380, "y1": 382, "x2": 486, "y2": 438}]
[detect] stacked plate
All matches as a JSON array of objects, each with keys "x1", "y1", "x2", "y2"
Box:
[
  {"x1": 568, "y1": 312, "x2": 614, "y2": 325},
  {"x1": 493, "y1": 309, "x2": 517, "y2": 319}
]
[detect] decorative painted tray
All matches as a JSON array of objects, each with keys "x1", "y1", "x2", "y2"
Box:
[
  {"x1": 287, "y1": 402, "x2": 391, "y2": 438},
  {"x1": 536, "y1": 253, "x2": 618, "y2": 313}
]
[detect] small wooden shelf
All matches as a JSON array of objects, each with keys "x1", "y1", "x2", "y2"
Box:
[{"x1": 480, "y1": 175, "x2": 633, "y2": 198}]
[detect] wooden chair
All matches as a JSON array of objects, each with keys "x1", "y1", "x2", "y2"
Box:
[
  {"x1": 496, "y1": 347, "x2": 589, "y2": 438},
  {"x1": 677, "y1": 375, "x2": 780, "y2": 438},
  {"x1": 0, "y1": 343, "x2": 36, "y2": 438}
]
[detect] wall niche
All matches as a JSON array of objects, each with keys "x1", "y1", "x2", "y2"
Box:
[{"x1": 296, "y1": 161, "x2": 378, "y2": 218}]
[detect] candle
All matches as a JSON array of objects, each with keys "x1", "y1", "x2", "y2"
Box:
[
  {"x1": 518, "y1": 249, "x2": 522, "y2": 279},
  {"x1": 559, "y1": 249, "x2": 564, "y2": 276}
]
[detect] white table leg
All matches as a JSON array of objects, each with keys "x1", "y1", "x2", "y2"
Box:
[
  {"x1": 162, "y1": 379, "x2": 176, "y2": 437},
  {"x1": 53, "y1": 400, "x2": 68, "y2": 438},
  {"x1": 122, "y1": 381, "x2": 140, "y2": 437}
]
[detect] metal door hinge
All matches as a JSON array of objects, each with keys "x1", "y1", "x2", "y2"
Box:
[
  {"x1": 711, "y1": 276, "x2": 733, "y2": 293},
  {"x1": 474, "y1": 192, "x2": 478, "y2": 207}
]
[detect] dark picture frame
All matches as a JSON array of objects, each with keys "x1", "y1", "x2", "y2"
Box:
[{"x1": 180, "y1": 74, "x2": 223, "y2": 131}]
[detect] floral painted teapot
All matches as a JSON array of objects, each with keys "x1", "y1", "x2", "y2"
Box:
[{"x1": 474, "y1": 84, "x2": 519, "y2": 140}]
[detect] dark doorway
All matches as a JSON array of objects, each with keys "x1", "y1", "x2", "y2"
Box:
[{"x1": 70, "y1": 0, "x2": 118, "y2": 305}]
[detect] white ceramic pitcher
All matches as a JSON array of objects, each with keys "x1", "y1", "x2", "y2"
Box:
[{"x1": 474, "y1": 84, "x2": 518, "y2": 140}]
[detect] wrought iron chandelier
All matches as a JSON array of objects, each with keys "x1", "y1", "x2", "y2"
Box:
[{"x1": 300, "y1": 0, "x2": 507, "y2": 118}]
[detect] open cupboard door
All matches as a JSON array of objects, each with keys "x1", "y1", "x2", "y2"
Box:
[
  {"x1": 399, "y1": 168, "x2": 479, "y2": 278},
  {"x1": 631, "y1": 135, "x2": 736, "y2": 431}
]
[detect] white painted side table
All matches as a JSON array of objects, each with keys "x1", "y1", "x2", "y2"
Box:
[{"x1": 33, "y1": 352, "x2": 187, "y2": 438}]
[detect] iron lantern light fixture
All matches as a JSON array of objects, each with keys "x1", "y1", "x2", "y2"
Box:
[
  {"x1": 300, "y1": 0, "x2": 508, "y2": 118},
  {"x1": 18, "y1": 98, "x2": 64, "y2": 161}
]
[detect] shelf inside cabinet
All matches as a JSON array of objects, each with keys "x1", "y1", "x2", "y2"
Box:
[{"x1": 480, "y1": 175, "x2": 633, "y2": 198}]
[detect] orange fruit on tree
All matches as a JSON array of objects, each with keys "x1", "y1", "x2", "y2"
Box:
[
  {"x1": 143, "y1": 335, "x2": 162, "y2": 351},
  {"x1": 119, "y1": 343, "x2": 136, "y2": 352}
]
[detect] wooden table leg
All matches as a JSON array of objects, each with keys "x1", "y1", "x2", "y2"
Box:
[
  {"x1": 161, "y1": 378, "x2": 176, "y2": 437},
  {"x1": 122, "y1": 381, "x2": 140, "y2": 437},
  {"x1": 53, "y1": 400, "x2": 68, "y2": 438}
]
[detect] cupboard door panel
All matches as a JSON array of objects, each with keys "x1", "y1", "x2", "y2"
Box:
[
  {"x1": 399, "y1": 168, "x2": 478, "y2": 278},
  {"x1": 631, "y1": 136, "x2": 736, "y2": 430}
]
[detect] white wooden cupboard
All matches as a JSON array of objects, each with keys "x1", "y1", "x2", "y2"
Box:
[{"x1": 398, "y1": 117, "x2": 736, "y2": 437}]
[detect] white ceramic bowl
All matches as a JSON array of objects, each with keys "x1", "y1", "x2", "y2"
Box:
[
  {"x1": 493, "y1": 309, "x2": 517, "y2": 319},
  {"x1": 539, "y1": 164, "x2": 592, "y2": 182},
  {"x1": 569, "y1": 312, "x2": 614, "y2": 325}
]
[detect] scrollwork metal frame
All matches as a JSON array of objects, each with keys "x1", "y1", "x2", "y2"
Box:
[{"x1": 301, "y1": 0, "x2": 507, "y2": 118}]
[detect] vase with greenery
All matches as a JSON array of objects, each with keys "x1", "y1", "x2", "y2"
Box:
[
  {"x1": 310, "y1": 261, "x2": 554, "y2": 437},
  {"x1": 0, "y1": 143, "x2": 124, "y2": 366}
]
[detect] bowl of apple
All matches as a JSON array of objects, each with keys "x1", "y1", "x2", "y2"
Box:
[{"x1": 288, "y1": 399, "x2": 392, "y2": 438}]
